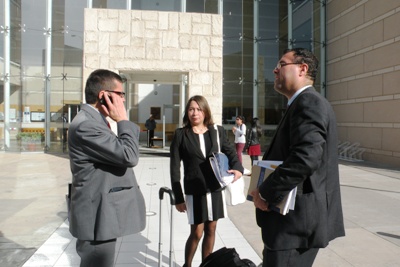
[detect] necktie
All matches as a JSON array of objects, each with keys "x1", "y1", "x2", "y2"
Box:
[{"x1": 107, "y1": 122, "x2": 111, "y2": 129}]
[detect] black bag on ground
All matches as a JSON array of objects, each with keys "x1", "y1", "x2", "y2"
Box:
[{"x1": 199, "y1": 247, "x2": 257, "y2": 267}]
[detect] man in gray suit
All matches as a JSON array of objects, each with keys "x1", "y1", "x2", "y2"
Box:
[
  {"x1": 251, "y1": 48, "x2": 345, "y2": 266},
  {"x1": 68, "y1": 69, "x2": 146, "y2": 267}
]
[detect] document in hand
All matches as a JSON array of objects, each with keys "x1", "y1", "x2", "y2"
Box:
[
  {"x1": 247, "y1": 160, "x2": 296, "y2": 215},
  {"x1": 209, "y1": 152, "x2": 234, "y2": 187}
]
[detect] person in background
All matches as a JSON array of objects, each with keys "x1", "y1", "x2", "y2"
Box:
[
  {"x1": 68, "y1": 69, "x2": 146, "y2": 267},
  {"x1": 251, "y1": 48, "x2": 345, "y2": 267},
  {"x1": 62, "y1": 113, "x2": 68, "y2": 148},
  {"x1": 245, "y1": 117, "x2": 262, "y2": 167},
  {"x1": 232, "y1": 115, "x2": 246, "y2": 164},
  {"x1": 145, "y1": 114, "x2": 156, "y2": 147},
  {"x1": 170, "y1": 95, "x2": 243, "y2": 267}
]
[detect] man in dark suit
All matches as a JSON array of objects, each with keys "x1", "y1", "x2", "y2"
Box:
[
  {"x1": 251, "y1": 48, "x2": 345, "y2": 267},
  {"x1": 68, "y1": 69, "x2": 146, "y2": 267},
  {"x1": 145, "y1": 114, "x2": 156, "y2": 147}
]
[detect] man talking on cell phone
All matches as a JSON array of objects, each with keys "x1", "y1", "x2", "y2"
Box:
[{"x1": 68, "y1": 69, "x2": 146, "y2": 267}]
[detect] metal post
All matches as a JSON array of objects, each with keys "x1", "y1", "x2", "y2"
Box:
[
  {"x1": 288, "y1": 0, "x2": 293, "y2": 49},
  {"x1": 162, "y1": 115, "x2": 166, "y2": 148},
  {"x1": 253, "y1": 0, "x2": 259, "y2": 118},
  {"x1": 44, "y1": 0, "x2": 52, "y2": 151},
  {"x1": 320, "y1": 1, "x2": 326, "y2": 97},
  {"x1": 3, "y1": 0, "x2": 11, "y2": 149}
]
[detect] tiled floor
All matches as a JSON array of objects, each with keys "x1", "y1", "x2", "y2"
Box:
[{"x1": 22, "y1": 156, "x2": 262, "y2": 267}]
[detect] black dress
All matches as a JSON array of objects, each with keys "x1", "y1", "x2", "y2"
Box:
[{"x1": 185, "y1": 131, "x2": 227, "y2": 225}]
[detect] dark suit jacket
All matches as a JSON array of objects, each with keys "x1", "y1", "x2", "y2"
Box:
[
  {"x1": 68, "y1": 104, "x2": 146, "y2": 241},
  {"x1": 170, "y1": 125, "x2": 244, "y2": 204},
  {"x1": 258, "y1": 87, "x2": 345, "y2": 250}
]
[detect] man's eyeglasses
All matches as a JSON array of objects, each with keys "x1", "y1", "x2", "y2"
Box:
[
  {"x1": 106, "y1": 90, "x2": 126, "y2": 98},
  {"x1": 275, "y1": 62, "x2": 302, "y2": 70}
]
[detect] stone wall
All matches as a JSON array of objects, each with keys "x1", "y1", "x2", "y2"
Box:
[
  {"x1": 83, "y1": 9, "x2": 223, "y2": 123},
  {"x1": 326, "y1": 1, "x2": 400, "y2": 166}
]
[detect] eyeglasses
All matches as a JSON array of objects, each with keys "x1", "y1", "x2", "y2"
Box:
[
  {"x1": 275, "y1": 62, "x2": 302, "y2": 70},
  {"x1": 106, "y1": 90, "x2": 126, "y2": 98}
]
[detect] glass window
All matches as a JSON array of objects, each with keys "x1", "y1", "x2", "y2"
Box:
[
  {"x1": 292, "y1": 0, "x2": 313, "y2": 51},
  {"x1": 92, "y1": 0, "x2": 127, "y2": 9},
  {"x1": 47, "y1": 0, "x2": 84, "y2": 153},
  {"x1": 223, "y1": 0, "x2": 244, "y2": 132},
  {"x1": 0, "y1": 0, "x2": 3, "y2": 60},
  {"x1": 257, "y1": 0, "x2": 286, "y2": 130},
  {"x1": 64, "y1": 0, "x2": 86, "y2": 50},
  {"x1": 222, "y1": 0, "x2": 255, "y2": 138},
  {"x1": 107, "y1": 0, "x2": 127, "y2": 9},
  {"x1": 131, "y1": 0, "x2": 181, "y2": 12},
  {"x1": 186, "y1": 0, "x2": 218, "y2": 14},
  {"x1": 0, "y1": 0, "x2": 4, "y2": 150},
  {"x1": 6, "y1": 1, "x2": 48, "y2": 151},
  {"x1": 292, "y1": 0, "x2": 322, "y2": 93}
]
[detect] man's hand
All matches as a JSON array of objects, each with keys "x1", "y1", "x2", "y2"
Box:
[
  {"x1": 250, "y1": 188, "x2": 270, "y2": 212},
  {"x1": 100, "y1": 93, "x2": 128, "y2": 122}
]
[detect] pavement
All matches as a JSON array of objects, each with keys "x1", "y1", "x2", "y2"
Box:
[{"x1": 1, "y1": 145, "x2": 400, "y2": 266}]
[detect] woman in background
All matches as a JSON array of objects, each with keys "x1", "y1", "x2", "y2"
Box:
[
  {"x1": 246, "y1": 117, "x2": 262, "y2": 167},
  {"x1": 232, "y1": 115, "x2": 246, "y2": 163},
  {"x1": 170, "y1": 95, "x2": 243, "y2": 267}
]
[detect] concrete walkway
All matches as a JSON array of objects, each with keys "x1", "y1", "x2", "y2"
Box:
[{"x1": 1, "y1": 148, "x2": 400, "y2": 266}]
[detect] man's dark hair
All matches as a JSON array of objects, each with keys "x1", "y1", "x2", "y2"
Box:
[
  {"x1": 85, "y1": 69, "x2": 124, "y2": 104},
  {"x1": 284, "y1": 47, "x2": 319, "y2": 81}
]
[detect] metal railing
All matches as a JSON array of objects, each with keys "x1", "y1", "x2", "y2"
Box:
[{"x1": 338, "y1": 141, "x2": 365, "y2": 162}]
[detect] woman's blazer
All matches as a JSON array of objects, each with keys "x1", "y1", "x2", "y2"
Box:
[{"x1": 170, "y1": 124, "x2": 244, "y2": 204}]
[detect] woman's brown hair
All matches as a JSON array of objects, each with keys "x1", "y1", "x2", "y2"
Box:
[{"x1": 182, "y1": 95, "x2": 214, "y2": 127}]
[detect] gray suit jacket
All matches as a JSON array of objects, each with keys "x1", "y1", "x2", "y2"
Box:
[
  {"x1": 68, "y1": 104, "x2": 146, "y2": 241},
  {"x1": 258, "y1": 87, "x2": 345, "y2": 250}
]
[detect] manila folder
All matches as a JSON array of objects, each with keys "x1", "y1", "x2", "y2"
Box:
[{"x1": 247, "y1": 165, "x2": 275, "y2": 201}]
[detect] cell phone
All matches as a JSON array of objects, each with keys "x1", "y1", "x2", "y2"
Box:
[{"x1": 99, "y1": 94, "x2": 112, "y2": 108}]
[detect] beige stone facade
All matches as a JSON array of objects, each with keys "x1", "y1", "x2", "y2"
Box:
[
  {"x1": 82, "y1": 9, "x2": 223, "y2": 123},
  {"x1": 326, "y1": 1, "x2": 400, "y2": 166}
]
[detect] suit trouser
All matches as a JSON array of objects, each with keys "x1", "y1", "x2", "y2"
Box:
[
  {"x1": 148, "y1": 130, "x2": 155, "y2": 146},
  {"x1": 76, "y1": 238, "x2": 117, "y2": 267},
  {"x1": 262, "y1": 246, "x2": 319, "y2": 267}
]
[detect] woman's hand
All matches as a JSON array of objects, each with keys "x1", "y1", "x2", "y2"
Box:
[
  {"x1": 175, "y1": 203, "x2": 187, "y2": 213},
  {"x1": 228, "y1": 169, "x2": 243, "y2": 183}
]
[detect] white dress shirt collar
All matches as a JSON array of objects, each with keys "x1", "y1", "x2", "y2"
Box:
[{"x1": 287, "y1": 85, "x2": 312, "y2": 106}]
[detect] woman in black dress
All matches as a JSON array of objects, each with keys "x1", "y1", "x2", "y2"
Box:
[{"x1": 170, "y1": 95, "x2": 243, "y2": 267}]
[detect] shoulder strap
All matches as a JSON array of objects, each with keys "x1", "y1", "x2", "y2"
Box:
[{"x1": 214, "y1": 124, "x2": 221, "y2": 153}]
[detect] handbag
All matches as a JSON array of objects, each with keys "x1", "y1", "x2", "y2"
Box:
[
  {"x1": 226, "y1": 177, "x2": 246, "y2": 206},
  {"x1": 209, "y1": 125, "x2": 234, "y2": 187},
  {"x1": 210, "y1": 125, "x2": 246, "y2": 205}
]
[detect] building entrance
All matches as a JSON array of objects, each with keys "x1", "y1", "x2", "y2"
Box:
[{"x1": 121, "y1": 71, "x2": 187, "y2": 149}]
